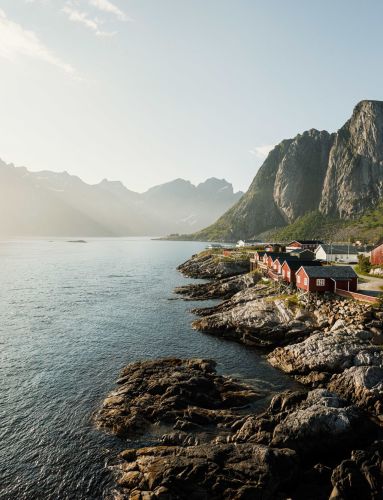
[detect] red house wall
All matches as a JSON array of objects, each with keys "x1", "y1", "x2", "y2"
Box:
[
  {"x1": 295, "y1": 270, "x2": 357, "y2": 292},
  {"x1": 281, "y1": 263, "x2": 295, "y2": 283},
  {"x1": 371, "y1": 244, "x2": 383, "y2": 266}
]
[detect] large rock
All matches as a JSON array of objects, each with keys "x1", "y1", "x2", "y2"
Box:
[
  {"x1": 174, "y1": 272, "x2": 260, "y2": 301},
  {"x1": 177, "y1": 251, "x2": 249, "y2": 279},
  {"x1": 192, "y1": 287, "x2": 313, "y2": 348},
  {"x1": 268, "y1": 330, "x2": 383, "y2": 375},
  {"x1": 95, "y1": 358, "x2": 261, "y2": 437},
  {"x1": 330, "y1": 440, "x2": 383, "y2": 499},
  {"x1": 112, "y1": 442, "x2": 299, "y2": 500},
  {"x1": 328, "y1": 366, "x2": 383, "y2": 416},
  {"x1": 231, "y1": 389, "x2": 371, "y2": 459}
]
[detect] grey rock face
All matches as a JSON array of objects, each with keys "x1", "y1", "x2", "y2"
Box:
[
  {"x1": 177, "y1": 251, "x2": 249, "y2": 279},
  {"x1": 321, "y1": 100, "x2": 383, "y2": 217},
  {"x1": 273, "y1": 129, "x2": 333, "y2": 222},
  {"x1": 267, "y1": 330, "x2": 383, "y2": 374},
  {"x1": 328, "y1": 365, "x2": 383, "y2": 415},
  {"x1": 199, "y1": 100, "x2": 383, "y2": 240},
  {"x1": 174, "y1": 272, "x2": 260, "y2": 300}
]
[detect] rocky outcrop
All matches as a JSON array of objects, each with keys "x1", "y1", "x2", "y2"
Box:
[
  {"x1": 330, "y1": 440, "x2": 383, "y2": 499},
  {"x1": 177, "y1": 251, "x2": 249, "y2": 279},
  {"x1": 273, "y1": 129, "x2": 333, "y2": 223},
  {"x1": 328, "y1": 366, "x2": 383, "y2": 417},
  {"x1": 174, "y1": 272, "x2": 260, "y2": 300},
  {"x1": 267, "y1": 330, "x2": 383, "y2": 375},
  {"x1": 321, "y1": 100, "x2": 383, "y2": 218},
  {"x1": 95, "y1": 358, "x2": 261, "y2": 438},
  {"x1": 231, "y1": 389, "x2": 373, "y2": 459},
  {"x1": 97, "y1": 352, "x2": 383, "y2": 499},
  {"x1": 112, "y1": 443, "x2": 299, "y2": 500},
  {"x1": 191, "y1": 100, "x2": 383, "y2": 241},
  {"x1": 192, "y1": 289, "x2": 313, "y2": 348}
]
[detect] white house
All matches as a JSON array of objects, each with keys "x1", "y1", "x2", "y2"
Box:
[{"x1": 315, "y1": 244, "x2": 359, "y2": 264}]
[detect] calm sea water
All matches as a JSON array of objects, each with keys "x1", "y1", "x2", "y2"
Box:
[{"x1": 0, "y1": 238, "x2": 296, "y2": 499}]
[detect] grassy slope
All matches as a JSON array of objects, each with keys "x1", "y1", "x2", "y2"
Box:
[
  {"x1": 267, "y1": 204, "x2": 383, "y2": 244},
  {"x1": 166, "y1": 203, "x2": 383, "y2": 244}
]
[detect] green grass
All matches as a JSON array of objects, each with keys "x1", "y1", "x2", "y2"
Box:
[{"x1": 266, "y1": 211, "x2": 346, "y2": 241}]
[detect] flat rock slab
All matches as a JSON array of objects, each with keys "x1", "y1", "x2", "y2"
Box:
[
  {"x1": 328, "y1": 365, "x2": 383, "y2": 416},
  {"x1": 177, "y1": 252, "x2": 249, "y2": 279},
  {"x1": 95, "y1": 358, "x2": 261, "y2": 438},
  {"x1": 174, "y1": 272, "x2": 260, "y2": 301},
  {"x1": 112, "y1": 442, "x2": 299, "y2": 500},
  {"x1": 268, "y1": 330, "x2": 383, "y2": 375}
]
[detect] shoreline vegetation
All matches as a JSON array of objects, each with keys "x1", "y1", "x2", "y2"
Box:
[{"x1": 96, "y1": 249, "x2": 383, "y2": 499}]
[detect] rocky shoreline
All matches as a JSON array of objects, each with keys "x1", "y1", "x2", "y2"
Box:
[{"x1": 96, "y1": 250, "x2": 383, "y2": 499}]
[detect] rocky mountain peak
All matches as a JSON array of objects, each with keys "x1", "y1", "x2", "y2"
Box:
[{"x1": 194, "y1": 99, "x2": 383, "y2": 241}]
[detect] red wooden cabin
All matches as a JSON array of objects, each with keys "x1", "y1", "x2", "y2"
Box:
[
  {"x1": 295, "y1": 265, "x2": 358, "y2": 293},
  {"x1": 281, "y1": 259, "x2": 322, "y2": 284},
  {"x1": 371, "y1": 243, "x2": 383, "y2": 266},
  {"x1": 286, "y1": 240, "x2": 323, "y2": 252}
]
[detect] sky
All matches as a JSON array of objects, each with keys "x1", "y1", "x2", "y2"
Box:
[{"x1": 0, "y1": 1, "x2": 383, "y2": 193}]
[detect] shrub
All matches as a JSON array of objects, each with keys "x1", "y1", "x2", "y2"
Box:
[{"x1": 357, "y1": 254, "x2": 371, "y2": 274}]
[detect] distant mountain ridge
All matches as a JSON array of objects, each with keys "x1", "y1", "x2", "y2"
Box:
[
  {"x1": 189, "y1": 100, "x2": 383, "y2": 242},
  {"x1": 0, "y1": 160, "x2": 243, "y2": 236}
]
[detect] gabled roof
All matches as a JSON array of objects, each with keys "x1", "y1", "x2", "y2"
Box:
[
  {"x1": 274, "y1": 256, "x2": 299, "y2": 264},
  {"x1": 299, "y1": 265, "x2": 357, "y2": 279},
  {"x1": 282, "y1": 260, "x2": 321, "y2": 271},
  {"x1": 264, "y1": 252, "x2": 294, "y2": 259},
  {"x1": 288, "y1": 240, "x2": 323, "y2": 245},
  {"x1": 289, "y1": 248, "x2": 315, "y2": 255},
  {"x1": 317, "y1": 244, "x2": 359, "y2": 255}
]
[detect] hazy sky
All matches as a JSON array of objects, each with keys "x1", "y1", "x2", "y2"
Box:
[{"x1": 1, "y1": 0, "x2": 383, "y2": 192}]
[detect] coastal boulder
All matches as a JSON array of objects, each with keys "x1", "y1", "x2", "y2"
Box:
[
  {"x1": 112, "y1": 442, "x2": 299, "y2": 500},
  {"x1": 94, "y1": 358, "x2": 261, "y2": 438},
  {"x1": 231, "y1": 389, "x2": 369, "y2": 459},
  {"x1": 174, "y1": 271, "x2": 260, "y2": 301},
  {"x1": 177, "y1": 251, "x2": 249, "y2": 279},
  {"x1": 267, "y1": 330, "x2": 382, "y2": 375},
  {"x1": 330, "y1": 440, "x2": 383, "y2": 499},
  {"x1": 328, "y1": 366, "x2": 383, "y2": 416}
]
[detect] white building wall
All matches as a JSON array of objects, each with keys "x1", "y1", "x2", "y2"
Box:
[{"x1": 315, "y1": 246, "x2": 357, "y2": 263}]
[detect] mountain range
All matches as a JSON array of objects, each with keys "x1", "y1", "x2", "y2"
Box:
[
  {"x1": 0, "y1": 160, "x2": 242, "y2": 237},
  {"x1": 189, "y1": 100, "x2": 383, "y2": 242}
]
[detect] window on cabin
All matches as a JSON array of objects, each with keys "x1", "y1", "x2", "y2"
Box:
[
  {"x1": 297, "y1": 275, "x2": 301, "y2": 283},
  {"x1": 316, "y1": 279, "x2": 325, "y2": 286},
  {"x1": 304, "y1": 278, "x2": 308, "y2": 285},
  {"x1": 287, "y1": 271, "x2": 291, "y2": 278}
]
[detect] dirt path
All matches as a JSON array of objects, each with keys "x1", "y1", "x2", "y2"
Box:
[{"x1": 353, "y1": 266, "x2": 383, "y2": 295}]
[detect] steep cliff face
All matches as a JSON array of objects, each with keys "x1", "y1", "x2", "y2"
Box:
[
  {"x1": 320, "y1": 100, "x2": 383, "y2": 218},
  {"x1": 273, "y1": 129, "x2": 333, "y2": 222},
  {"x1": 196, "y1": 129, "x2": 333, "y2": 240},
  {"x1": 195, "y1": 100, "x2": 383, "y2": 241}
]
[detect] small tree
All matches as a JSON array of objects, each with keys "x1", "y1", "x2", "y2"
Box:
[{"x1": 358, "y1": 254, "x2": 371, "y2": 273}]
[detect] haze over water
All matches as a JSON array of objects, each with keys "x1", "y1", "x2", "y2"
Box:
[{"x1": 0, "y1": 238, "x2": 295, "y2": 499}]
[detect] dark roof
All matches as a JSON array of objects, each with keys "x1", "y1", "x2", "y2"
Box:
[
  {"x1": 274, "y1": 256, "x2": 299, "y2": 264},
  {"x1": 317, "y1": 244, "x2": 358, "y2": 255},
  {"x1": 289, "y1": 248, "x2": 315, "y2": 254},
  {"x1": 282, "y1": 260, "x2": 321, "y2": 271},
  {"x1": 289, "y1": 240, "x2": 323, "y2": 245},
  {"x1": 265, "y1": 252, "x2": 294, "y2": 259},
  {"x1": 299, "y1": 265, "x2": 357, "y2": 279}
]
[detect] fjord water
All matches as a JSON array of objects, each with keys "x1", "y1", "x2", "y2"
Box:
[{"x1": 0, "y1": 238, "x2": 295, "y2": 499}]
